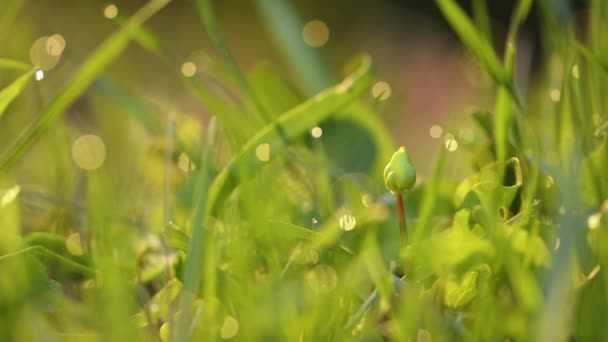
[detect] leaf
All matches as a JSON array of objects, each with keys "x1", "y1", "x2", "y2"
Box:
[
  {"x1": 0, "y1": 69, "x2": 35, "y2": 118},
  {"x1": 0, "y1": 0, "x2": 170, "y2": 171},
  {"x1": 135, "y1": 278, "x2": 183, "y2": 327},
  {"x1": 444, "y1": 271, "x2": 478, "y2": 309},
  {"x1": 205, "y1": 55, "x2": 375, "y2": 216},
  {"x1": 455, "y1": 157, "x2": 523, "y2": 216},
  {"x1": 0, "y1": 58, "x2": 30, "y2": 71}
]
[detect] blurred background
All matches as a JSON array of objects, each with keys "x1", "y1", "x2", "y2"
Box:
[{"x1": 0, "y1": 0, "x2": 589, "y2": 177}]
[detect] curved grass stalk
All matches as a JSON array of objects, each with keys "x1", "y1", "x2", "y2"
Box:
[{"x1": 205, "y1": 55, "x2": 375, "y2": 216}]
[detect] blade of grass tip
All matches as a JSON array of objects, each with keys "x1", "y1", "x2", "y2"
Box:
[
  {"x1": 0, "y1": 69, "x2": 35, "y2": 118},
  {"x1": 0, "y1": 0, "x2": 170, "y2": 171},
  {"x1": 252, "y1": 0, "x2": 332, "y2": 96},
  {"x1": 435, "y1": 0, "x2": 507, "y2": 85},
  {"x1": 174, "y1": 117, "x2": 217, "y2": 342},
  {"x1": 0, "y1": 59, "x2": 30, "y2": 71},
  {"x1": 205, "y1": 55, "x2": 374, "y2": 216},
  {"x1": 196, "y1": 0, "x2": 273, "y2": 124}
]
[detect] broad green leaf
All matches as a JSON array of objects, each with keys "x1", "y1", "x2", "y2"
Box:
[
  {"x1": 205, "y1": 55, "x2": 375, "y2": 216},
  {"x1": 455, "y1": 157, "x2": 523, "y2": 217},
  {"x1": 0, "y1": 0, "x2": 170, "y2": 171},
  {"x1": 0, "y1": 69, "x2": 35, "y2": 118}
]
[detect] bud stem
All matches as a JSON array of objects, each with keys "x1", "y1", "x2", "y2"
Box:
[{"x1": 396, "y1": 193, "x2": 408, "y2": 248}]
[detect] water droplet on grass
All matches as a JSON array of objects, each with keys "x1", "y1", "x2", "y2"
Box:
[
  {"x1": 181, "y1": 61, "x2": 196, "y2": 77},
  {"x1": 339, "y1": 213, "x2": 356, "y2": 231},
  {"x1": 550, "y1": 89, "x2": 561, "y2": 102},
  {"x1": 66, "y1": 232, "x2": 84, "y2": 256},
  {"x1": 311, "y1": 126, "x2": 323, "y2": 138},
  {"x1": 255, "y1": 143, "x2": 270, "y2": 162},
  {"x1": 35, "y1": 70, "x2": 44, "y2": 81},
  {"x1": 371, "y1": 81, "x2": 391, "y2": 101},
  {"x1": 587, "y1": 212, "x2": 602, "y2": 230},
  {"x1": 220, "y1": 315, "x2": 239, "y2": 339}
]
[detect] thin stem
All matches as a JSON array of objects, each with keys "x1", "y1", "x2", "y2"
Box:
[{"x1": 396, "y1": 193, "x2": 408, "y2": 248}]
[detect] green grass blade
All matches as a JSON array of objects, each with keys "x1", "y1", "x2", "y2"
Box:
[
  {"x1": 205, "y1": 55, "x2": 375, "y2": 216},
  {"x1": 197, "y1": 0, "x2": 272, "y2": 123},
  {"x1": 174, "y1": 117, "x2": 217, "y2": 342},
  {"x1": 0, "y1": 69, "x2": 34, "y2": 118},
  {"x1": 435, "y1": 0, "x2": 507, "y2": 84},
  {"x1": 0, "y1": 59, "x2": 30, "y2": 71},
  {"x1": 0, "y1": 0, "x2": 170, "y2": 171}
]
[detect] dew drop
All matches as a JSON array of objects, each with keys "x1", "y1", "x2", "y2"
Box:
[
  {"x1": 220, "y1": 315, "x2": 239, "y2": 339},
  {"x1": 371, "y1": 81, "x2": 391, "y2": 101},
  {"x1": 177, "y1": 153, "x2": 196, "y2": 172},
  {"x1": 1, "y1": 185, "x2": 20, "y2": 208},
  {"x1": 311, "y1": 126, "x2": 323, "y2": 138},
  {"x1": 572, "y1": 64, "x2": 580, "y2": 79},
  {"x1": 545, "y1": 176, "x2": 554, "y2": 188},
  {"x1": 550, "y1": 89, "x2": 561, "y2": 102},
  {"x1": 255, "y1": 143, "x2": 270, "y2": 162},
  {"x1": 587, "y1": 212, "x2": 602, "y2": 230},
  {"x1": 339, "y1": 213, "x2": 356, "y2": 231},
  {"x1": 66, "y1": 232, "x2": 84, "y2": 256},
  {"x1": 444, "y1": 134, "x2": 458, "y2": 152},
  {"x1": 181, "y1": 61, "x2": 196, "y2": 77},
  {"x1": 35, "y1": 70, "x2": 44, "y2": 81}
]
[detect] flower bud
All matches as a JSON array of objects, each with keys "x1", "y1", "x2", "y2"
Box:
[{"x1": 384, "y1": 147, "x2": 416, "y2": 194}]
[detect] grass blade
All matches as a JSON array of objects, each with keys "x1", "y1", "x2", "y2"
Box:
[
  {"x1": 435, "y1": 0, "x2": 507, "y2": 84},
  {"x1": 197, "y1": 0, "x2": 272, "y2": 123},
  {"x1": 0, "y1": 69, "x2": 34, "y2": 118},
  {"x1": 0, "y1": 59, "x2": 30, "y2": 71},
  {"x1": 0, "y1": 0, "x2": 170, "y2": 171}
]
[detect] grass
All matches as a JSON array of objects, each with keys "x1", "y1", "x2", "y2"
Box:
[{"x1": 1, "y1": 0, "x2": 608, "y2": 340}]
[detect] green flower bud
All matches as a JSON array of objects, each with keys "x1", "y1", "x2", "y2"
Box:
[{"x1": 384, "y1": 147, "x2": 416, "y2": 194}]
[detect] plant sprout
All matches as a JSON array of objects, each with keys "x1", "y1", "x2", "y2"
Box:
[{"x1": 383, "y1": 147, "x2": 416, "y2": 267}]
